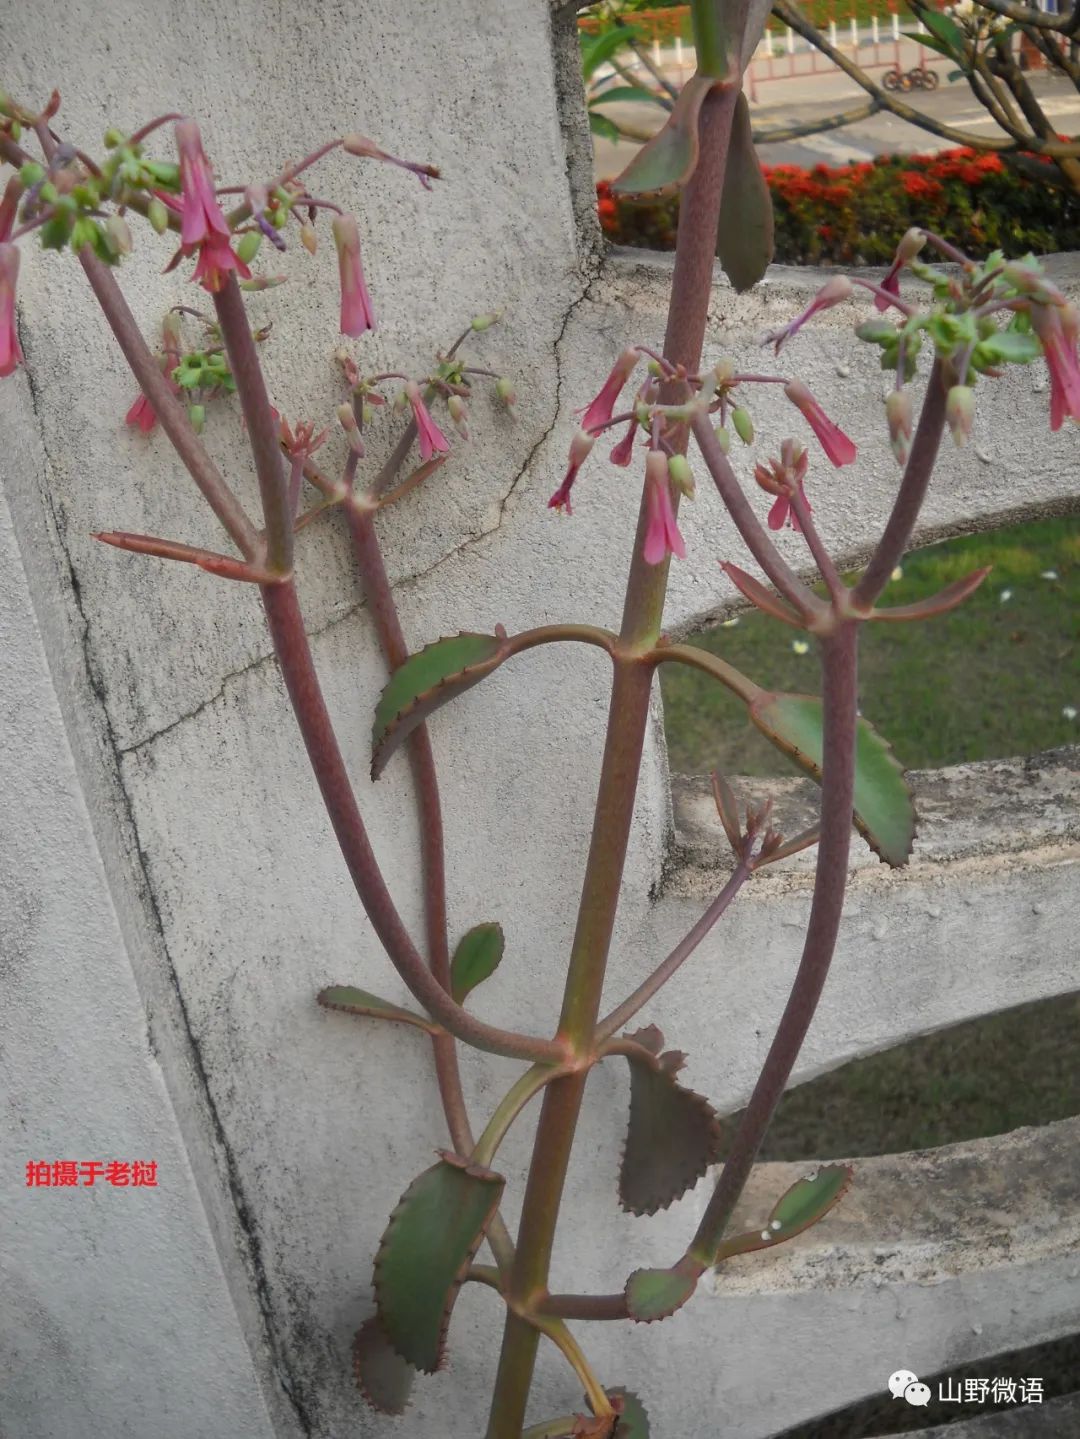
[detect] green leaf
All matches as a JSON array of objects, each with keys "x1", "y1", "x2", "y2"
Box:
[
  {"x1": 625, "y1": 1262, "x2": 697, "y2": 1323},
  {"x1": 317, "y1": 985, "x2": 439, "y2": 1035},
  {"x1": 611, "y1": 75, "x2": 714, "y2": 199},
  {"x1": 590, "y1": 111, "x2": 622, "y2": 144},
  {"x1": 591, "y1": 84, "x2": 664, "y2": 108},
  {"x1": 353, "y1": 1316, "x2": 414, "y2": 1415},
  {"x1": 375, "y1": 1153, "x2": 504, "y2": 1372},
  {"x1": 372, "y1": 631, "x2": 511, "y2": 779},
  {"x1": 581, "y1": 25, "x2": 638, "y2": 80},
  {"x1": 976, "y1": 330, "x2": 1042, "y2": 364},
  {"x1": 610, "y1": 1390, "x2": 650, "y2": 1438},
  {"x1": 716, "y1": 92, "x2": 774, "y2": 293},
  {"x1": 902, "y1": 29, "x2": 959, "y2": 59},
  {"x1": 450, "y1": 922, "x2": 505, "y2": 1004},
  {"x1": 919, "y1": 6, "x2": 965, "y2": 53},
  {"x1": 749, "y1": 693, "x2": 916, "y2": 866},
  {"x1": 619, "y1": 1035, "x2": 723, "y2": 1216},
  {"x1": 715, "y1": 1163, "x2": 852, "y2": 1262}
]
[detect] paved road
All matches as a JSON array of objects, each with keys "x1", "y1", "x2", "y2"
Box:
[{"x1": 592, "y1": 42, "x2": 1080, "y2": 176}]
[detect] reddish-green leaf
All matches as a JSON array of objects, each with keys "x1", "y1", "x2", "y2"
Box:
[
  {"x1": 625, "y1": 1261, "x2": 698, "y2": 1323},
  {"x1": 749, "y1": 693, "x2": 916, "y2": 866},
  {"x1": 372, "y1": 631, "x2": 512, "y2": 779},
  {"x1": 317, "y1": 985, "x2": 439, "y2": 1034},
  {"x1": 715, "y1": 1163, "x2": 853, "y2": 1263},
  {"x1": 374, "y1": 1152, "x2": 504, "y2": 1372},
  {"x1": 610, "y1": 76, "x2": 715, "y2": 199},
  {"x1": 619, "y1": 1038, "x2": 723, "y2": 1216},
  {"x1": 450, "y1": 922, "x2": 505, "y2": 1004},
  {"x1": 353, "y1": 1316, "x2": 414, "y2": 1415},
  {"x1": 720, "y1": 561, "x2": 804, "y2": 628},
  {"x1": 870, "y1": 566, "x2": 990, "y2": 622},
  {"x1": 610, "y1": 1389, "x2": 650, "y2": 1438},
  {"x1": 716, "y1": 93, "x2": 773, "y2": 293}
]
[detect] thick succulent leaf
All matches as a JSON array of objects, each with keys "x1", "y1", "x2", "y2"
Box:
[
  {"x1": 870, "y1": 566, "x2": 990, "y2": 622},
  {"x1": 610, "y1": 1388, "x2": 651, "y2": 1437},
  {"x1": 317, "y1": 985, "x2": 439, "y2": 1034},
  {"x1": 749, "y1": 693, "x2": 916, "y2": 867},
  {"x1": 353, "y1": 1316, "x2": 414, "y2": 1415},
  {"x1": 374, "y1": 1152, "x2": 504, "y2": 1372},
  {"x1": 372, "y1": 631, "x2": 511, "y2": 778},
  {"x1": 619, "y1": 1045, "x2": 723, "y2": 1215},
  {"x1": 715, "y1": 1163, "x2": 852, "y2": 1263},
  {"x1": 720, "y1": 561, "x2": 803, "y2": 628},
  {"x1": 625, "y1": 1262, "x2": 698, "y2": 1323},
  {"x1": 716, "y1": 92, "x2": 774, "y2": 293},
  {"x1": 610, "y1": 75, "x2": 714, "y2": 199},
  {"x1": 450, "y1": 922, "x2": 505, "y2": 1004}
]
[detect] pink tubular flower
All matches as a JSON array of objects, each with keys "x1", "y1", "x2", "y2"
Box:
[
  {"x1": 642, "y1": 450, "x2": 686, "y2": 566},
  {"x1": 125, "y1": 392, "x2": 157, "y2": 434},
  {"x1": 784, "y1": 379, "x2": 856, "y2": 467},
  {"x1": 767, "y1": 479, "x2": 811, "y2": 533},
  {"x1": 579, "y1": 348, "x2": 639, "y2": 434},
  {"x1": 331, "y1": 215, "x2": 376, "y2": 337},
  {"x1": 875, "y1": 227, "x2": 926, "y2": 313},
  {"x1": 406, "y1": 381, "x2": 450, "y2": 461},
  {"x1": 191, "y1": 231, "x2": 251, "y2": 292},
  {"x1": 609, "y1": 416, "x2": 639, "y2": 467},
  {"x1": 176, "y1": 118, "x2": 230, "y2": 249},
  {"x1": 548, "y1": 430, "x2": 595, "y2": 514},
  {"x1": 0, "y1": 243, "x2": 24, "y2": 379},
  {"x1": 1031, "y1": 303, "x2": 1080, "y2": 431},
  {"x1": 755, "y1": 439, "x2": 810, "y2": 532},
  {"x1": 764, "y1": 276, "x2": 852, "y2": 354}
]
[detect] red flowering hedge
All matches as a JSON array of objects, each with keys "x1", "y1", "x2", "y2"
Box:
[{"x1": 597, "y1": 148, "x2": 1080, "y2": 264}]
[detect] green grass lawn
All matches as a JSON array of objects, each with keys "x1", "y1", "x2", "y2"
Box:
[{"x1": 662, "y1": 514, "x2": 1080, "y2": 777}]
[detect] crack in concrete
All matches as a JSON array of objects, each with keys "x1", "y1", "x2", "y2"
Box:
[{"x1": 18, "y1": 327, "x2": 318, "y2": 1437}]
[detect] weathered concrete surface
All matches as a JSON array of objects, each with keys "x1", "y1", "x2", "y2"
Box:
[
  {"x1": 2, "y1": 1, "x2": 1080, "y2": 1436},
  {"x1": 884, "y1": 1391, "x2": 1080, "y2": 1435}
]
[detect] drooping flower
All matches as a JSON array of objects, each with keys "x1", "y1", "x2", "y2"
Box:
[
  {"x1": 642, "y1": 450, "x2": 686, "y2": 565},
  {"x1": 1030, "y1": 303, "x2": 1080, "y2": 431},
  {"x1": 764, "y1": 276, "x2": 852, "y2": 354},
  {"x1": 784, "y1": 379, "x2": 856, "y2": 466},
  {"x1": 341, "y1": 134, "x2": 441, "y2": 190},
  {"x1": 875, "y1": 227, "x2": 926, "y2": 313},
  {"x1": 125, "y1": 391, "x2": 157, "y2": 434},
  {"x1": 0, "y1": 243, "x2": 24, "y2": 379},
  {"x1": 754, "y1": 439, "x2": 810, "y2": 533},
  {"x1": 548, "y1": 430, "x2": 595, "y2": 514},
  {"x1": 609, "y1": 416, "x2": 638, "y2": 467},
  {"x1": 579, "y1": 348, "x2": 639, "y2": 434},
  {"x1": 406, "y1": 381, "x2": 450, "y2": 461},
  {"x1": 331, "y1": 215, "x2": 376, "y2": 337},
  {"x1": 176, "y1": 118, "x2": 230, "y2": 249},
  {"x1": 174, "y1": 120, "x2": 250, "y2": 293},
  {"x1": 945, "y1": 385, "x2": 975, "y2": 447},
  {"x1": 885, "y1": 388, "x2": 913, "y2": 467}
]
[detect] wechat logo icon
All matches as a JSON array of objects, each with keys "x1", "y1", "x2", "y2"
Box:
[{"x1": 888, "y1": 1370, "x2": 932, "y2": 1407}]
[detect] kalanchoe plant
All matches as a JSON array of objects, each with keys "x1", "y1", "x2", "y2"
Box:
[{"x1": 2, "y1": 1, "x2": 1077, "y2": 1432}]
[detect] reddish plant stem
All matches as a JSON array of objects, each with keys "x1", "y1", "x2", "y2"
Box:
[
  {"x1": 212, "y1": 275, "x2": 292, "y2": 574},
  {"x1": 852, "y1": 358, "x2": 947, "y2": 608},
  {"x1": 686, "y1": 620, "x2": 858, "y2": 1265},
  {"x1": 484, "y1": 62, "x2": 745, "y2": 1439},
  {"x1": 78, "y1": 252, "x2": 259, "y2": 558},
  {"x1": 596, "y1": 857, "x2": 753, "y2": 1041},
  {"x1": 344, "y1": 507, "x2": 471, "y2": 1151},
  {"x1": 259, "y1": 579, "x2": 564, "y2": 1065}
]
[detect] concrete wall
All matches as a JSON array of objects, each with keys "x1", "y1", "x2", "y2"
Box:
[{"x1": 2, "y1": 2, "x2": 1078, "y2": 1436}]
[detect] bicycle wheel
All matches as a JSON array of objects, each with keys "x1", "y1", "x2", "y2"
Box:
[
  {"x1": 921, "y1": 68, "x2": 939, "y2": 89},
  {"x1": 883, "y1": 68, "x2": 902, "y2": 90}
]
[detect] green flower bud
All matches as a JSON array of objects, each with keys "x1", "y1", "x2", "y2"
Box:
[
  {"x1": 495, "y1": 376, "x2": 517, "y2": 407},
  {"x1": 188, "y1": 404, "x2": 205, "y2": 434},
  {"x1": 147, "y1": 197, "x2": 169, "y2": 234},
  {"x1": 713, "y1": 424, "x2": 731, "y2": 452},
  {"x1": 647, "y1": 359, "x2": 663, "y2": 378},
  {"x1": 667, "y1": 453, "x2": 695, "y2": 499},
  {"x1": 269, "y1": 207, "x2": 287, "y2": 230},
  {"x1": 945, "y1": 385, "x2": 975, "y2": 447},
  {"x1": 471, "y1": 311, "x2": 502, "y2": 332},
  {"x1": 19, "y1": 161, "x2": 45, "y2": 188},
  {"x1": 731, "y1": 406, "x2": 754, "y2": 445},
  {"x1": 38, "y1": 181, "x2": 58, "y2": 206},
  {"x1": 104, "y1": 215, "x2": 133, "y2": 256},
  {"x1": 236, "y1": 230, "x2": 262, "y2": 265},
  {"x1": 104, "y1": 127, "x2": 126, "y2": 149}
]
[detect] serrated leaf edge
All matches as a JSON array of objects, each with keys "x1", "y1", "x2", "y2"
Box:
[
  {"x1": 352, "y1": 1316, "x2": 414, "y2": 1416},
  {"x1": 617, "y1": 1048, "x2": 724, "y2": 1218},
  {"x1": 714, "y1": 1162, "x2": 854, "y2": 1264},
  {"x1": 624, "y1": 1259, "x2": 699, "y2": 1324},
  {"x1": 372, "y1": 630, "x2": 511, "y2": 780},
  {"x1": 373, "y1": 1151, "x2": 505, "y2": 1374}
]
